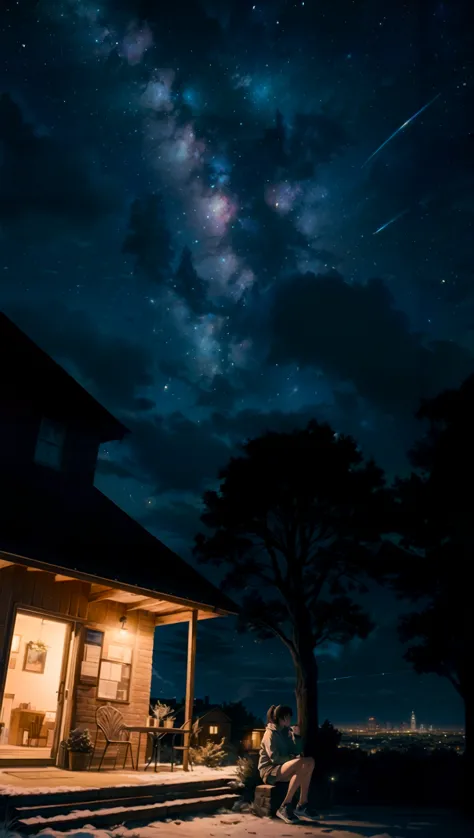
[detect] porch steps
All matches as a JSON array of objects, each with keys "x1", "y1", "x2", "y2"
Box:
[{"x1": 8, "y1": 778, "x2": 239, "y2": 833}]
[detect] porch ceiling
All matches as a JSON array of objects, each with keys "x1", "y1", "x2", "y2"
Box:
[
  {"x1": 88, "y1": 584, "x2": 218, "y2": 625},
  {"x1": 0, "y1": 561, "x2": 223, "y2": 625}
]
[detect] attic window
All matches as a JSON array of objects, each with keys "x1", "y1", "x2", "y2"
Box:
[
  {"x1": 209, "y1": 725, "x2": 219, "y2": 735},
  {"x1": 34, "y1": 418, "x2": 66, "y2": 470}
]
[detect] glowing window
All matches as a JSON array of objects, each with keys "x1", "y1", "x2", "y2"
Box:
[{"x1": 209, "y1": 725, "x2": 219, "y2": 735}]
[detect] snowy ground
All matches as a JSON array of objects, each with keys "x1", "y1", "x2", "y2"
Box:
[
  {"x1": 0, "y1": 767, "x2": 236, "y2": 797},
  {"x1": 14, "y1": 808, "x2": 471, "y2": 838}
]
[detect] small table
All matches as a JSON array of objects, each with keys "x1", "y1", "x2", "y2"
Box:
[{"x1": 124, "y1": 725, "x2": 191, "y2": 772}]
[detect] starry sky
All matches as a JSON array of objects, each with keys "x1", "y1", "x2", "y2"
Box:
[{"x1": 1, "y1": 0, "x2": 472, "y2": 727}]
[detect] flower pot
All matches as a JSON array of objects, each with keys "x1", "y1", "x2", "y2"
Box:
[
  {"x1": 164, "y1": 719, "x2": 175, "y2": 729},
  {"x1": 69, "y1": 751, "x2": 91, "y2": 771}
]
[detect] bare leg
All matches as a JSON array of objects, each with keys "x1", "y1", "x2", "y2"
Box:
[
  {"x1": 275, "y1": 757, "x2": 307, "y2": 806},
  {"x1": 297, "y1": 757, "x2": 315, "y2": 805}
]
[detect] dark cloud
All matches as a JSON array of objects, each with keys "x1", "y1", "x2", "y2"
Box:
[
  {"x1": 5, "y1": 301, "x2": 155, "y2": 414},
  {"x1": 0, "y1": 94, "x2": 117, "y2": 235},
  {"x1": 123, "y1": 193, "x2": 174, "y2": 284},
  {"x1": 270, "y1": 272, "x2": 474, "y2": 415},
  {"x1": 195, "y1": 374, "x2": 239, "y2": 410},
  {"x1": 126, "y1": 411, "x2": 231, "y2": 493}
]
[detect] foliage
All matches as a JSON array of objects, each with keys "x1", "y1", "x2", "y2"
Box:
[
  {"x1": 189, "y1": 738, "x2": 226, "y2": 768},
  {"x1": 390, "y1": 374, "x2": 474, "y2": 805},
  {"x1": 151, "y1": 701, "x2": 174, "y2": 723},
  {"x1": 392, "y1": 376, "x2": 473, "y2": 702},
  {"x1": 221, "y1": 700, "x2": 263, "y2": 742},
  {"x1": 66, "y1": 728, "x2": 93, "y2": 753},
  {"x1": 195, "y1": 420, "x2": 385, "y2": 752},
  {"x1": 235, "y1": 756, "x2": 260, "y2": 791}
]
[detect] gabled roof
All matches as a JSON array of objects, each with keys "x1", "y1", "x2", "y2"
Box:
[
  {"x1": 197, "y1": 708, "x2": 232, "y2": 723},
  {"x1": 0, "y1": 465, "x2": 236, "y2": 617},
  {"x1": 0, "y1": 313, "x2": 127, "y2": 443}
]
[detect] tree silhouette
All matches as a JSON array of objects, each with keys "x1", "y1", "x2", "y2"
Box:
[
  {"x1": 123, "y1": 192, "x2": 173, "y2": 282},
  {"x1": 194, "y1": 421, "x2": 384, "y2": 757},
  {"x1": 221, "y1": 700, "x2": 263, "y2": 744},
  {"x1": 393, "y1": 374, "x2": 474, "y2": 804},
  {"x1": 173, "y1": 246, "x2": 208, "y2": 314}
]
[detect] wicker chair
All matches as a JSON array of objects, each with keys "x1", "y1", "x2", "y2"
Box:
[
  {"x1": 28, "y1": 717, "x2": 48, "y2": 747},
  {"x1": 170, "y1": 719, "x2": 193, "y2": 772},
  {"x1": 93, "y1": 705, "x2": 134, "y2": 771}
]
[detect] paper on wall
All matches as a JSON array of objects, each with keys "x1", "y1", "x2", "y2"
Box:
[
  {"x1": 85, "y1": 644, "x2": 101, "y2": 663},
  {"x1": 99, "y1": 679, "x2": 118, "y2": 699},
  {"x1": 81, "y1": 661, "x2": 99, "y2": 678}
]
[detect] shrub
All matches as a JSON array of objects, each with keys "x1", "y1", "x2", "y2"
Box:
[
  {"x1": 66, "y1": 728, "x2": 93, "y2": 753},
  {"x1": 190, "y1": 738, "x2": 226, "y2": 768},
  {"x1": 235, "y1": 756, "x2": 260, "y2": 791}
]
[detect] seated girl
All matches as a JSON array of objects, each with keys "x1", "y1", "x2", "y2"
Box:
[{"x1": 258, "y1": 704, "x2": 318, "y2": 824}]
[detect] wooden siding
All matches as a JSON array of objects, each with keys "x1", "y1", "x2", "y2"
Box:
[{"x1": 73, "y1": 599, "x2": 155, "y2": 765}]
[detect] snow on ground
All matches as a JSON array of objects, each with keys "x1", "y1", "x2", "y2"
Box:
[
  {"x1": 25, "y1": 808, "x2": 472, "y2": 838},
  {"x1": 0, "y1": 767, "x2": 236, "y2": 797}
]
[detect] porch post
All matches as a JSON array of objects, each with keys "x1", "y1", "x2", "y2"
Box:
[{"x1": 183, "y1": 609, "x2": 198, "y2": 771}]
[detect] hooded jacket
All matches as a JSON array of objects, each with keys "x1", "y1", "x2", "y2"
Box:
[{"x1": 258, "y1": 722, "x2": 303, "y2": 780}]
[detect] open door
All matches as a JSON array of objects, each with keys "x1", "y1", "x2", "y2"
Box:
[{"x1": 0, "y1": 611, "x2": 73, "y2": 762}]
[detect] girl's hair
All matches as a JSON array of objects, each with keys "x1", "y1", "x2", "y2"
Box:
[{"x1": 266, "y1": 704, "x2": 293, "y2": 725}]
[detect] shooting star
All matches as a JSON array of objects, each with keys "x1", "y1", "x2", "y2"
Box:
[
  {"x1": 362, "y1": 93, "x2": 441, "y2": 168},
  {"x1": 373, "y1": 209, "x2": 408, "y2": 235}
]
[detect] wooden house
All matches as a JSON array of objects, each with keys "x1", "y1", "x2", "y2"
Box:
[
  {"x1": 0, "y1": 313, "x2": 235, "y2": 770},
  {"x1": 195, "y1": 708, "x2": 232, "y2": 748}
]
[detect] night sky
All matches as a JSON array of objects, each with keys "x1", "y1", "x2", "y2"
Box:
[{"x1": 1, "y1": 0, "x2": 472, "y2": 728}]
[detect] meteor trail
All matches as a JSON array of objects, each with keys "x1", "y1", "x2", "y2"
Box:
[
  {"x1": 373, "y1": 209, "x2": 408, "y2": 235},
  {"x1": 362, "y1": 93, "x2": 441, "y2": 167}
]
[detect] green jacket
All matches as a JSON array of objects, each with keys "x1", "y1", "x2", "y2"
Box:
[{"x1": 258, "y1": 723, "x2": 303, "y2": 780}]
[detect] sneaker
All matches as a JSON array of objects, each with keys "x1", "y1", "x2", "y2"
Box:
[
  {"x1": 276, "y1": 804, "x2": 298, "y2": 824},
  {"x1": 294, "y1": 804, "x2": 320, "y2": 823}
]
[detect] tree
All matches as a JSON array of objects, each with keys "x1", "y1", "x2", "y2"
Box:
[
  {"x1": 123, "y1": 192, "x2": 173, "y2": 282},
  {"x1": 392, "y1": 374, "x2": 474, "y2": 804},
  {"x1": 221, "y1": 700, "x2": 263, "y2": 744},
  {"x1": 172, "y1": 246, "x2": 208, "y2": 314},
  {"x1": 194, "y1": 421, "x2": 385, "y2": 757}
]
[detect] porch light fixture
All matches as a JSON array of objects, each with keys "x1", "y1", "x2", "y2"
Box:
[{"x1": 119, "y1": 615, "x2": 128, "y2": 635}]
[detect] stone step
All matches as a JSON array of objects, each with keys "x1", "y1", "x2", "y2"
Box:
[
  {"x1": 16, "y1": 793, "x2": 240, "y2": 833},
  {"x1": 14, "y1": 785, "x2": 233, "y2": 818},
  {"x1": 7, "y1": 776, "x2": 228, "y2": 808}
]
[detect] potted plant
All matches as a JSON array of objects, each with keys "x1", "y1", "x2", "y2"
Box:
[
  {"x1": 164, "y1": 716, "x2": 176, "y2": 729},
  {"x1": 151, "y1": 701, "x2": 173, "y2": 728},
  {"x1": 66, "y1": 728, "x2": 93, "y2": 771}
]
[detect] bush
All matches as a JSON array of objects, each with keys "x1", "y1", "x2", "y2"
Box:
[
  {"x1": 66, "y1": 728, "x2": 93, "y2": 753},
  {"x1": 190, "y1": 738, "x2": 226, "y2": 768},
  {"x1": 235, "y1": 756, "x2": 260, "y2": 792}
]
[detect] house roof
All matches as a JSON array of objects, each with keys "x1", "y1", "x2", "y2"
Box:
[
  {"x1": 197, "y1": 708, "x2": 232, "y2": 723},
  {"x1": 0, "y1": 471, "x2": 237, "y2": 616},
  {"x1": 0, "y1": 313, "x2": 127, "y2": 443}
]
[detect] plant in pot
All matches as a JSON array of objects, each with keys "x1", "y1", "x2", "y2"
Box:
[
  {"x1": 66, "y1": 728, "x2": 93, "y2": 771},
  {"x1": 163, "y1": 716, "x2": 176, "y2": 729},
  {"x1": 151, "y1": 701, "x2": 173, "y2": 728}
]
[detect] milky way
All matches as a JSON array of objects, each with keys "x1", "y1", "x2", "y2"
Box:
[{"x1": 0, "y1": 0, "x2": 472, "y2": 724}]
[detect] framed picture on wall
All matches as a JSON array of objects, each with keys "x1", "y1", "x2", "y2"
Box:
[
  {"x1": 11, "y1": 635, "x2": 21, "y2": 654},
  {"x1": 23, "y1": 641, "x2": 47, "y2": 674}
]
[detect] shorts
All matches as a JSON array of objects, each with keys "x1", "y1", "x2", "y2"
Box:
[{"x1": 262, "y1": 765, "x2": 283, "y2": 785}]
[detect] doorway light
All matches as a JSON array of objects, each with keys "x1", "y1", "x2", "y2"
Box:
[{"x1": 119, "y1": 615, "x2": 128, "y2": 636}]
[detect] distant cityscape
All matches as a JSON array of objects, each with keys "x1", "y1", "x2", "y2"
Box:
[{"x1": 338, "y1": 710, "x2": 465, "y2": 753}]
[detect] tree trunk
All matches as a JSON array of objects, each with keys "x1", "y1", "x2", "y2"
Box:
[
  {"x1": 462, "y1": 677, "x2": 473, "y2": 813},
  {"x1": 293, "y1": 649, "x2": 319, "y2": 759}
]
